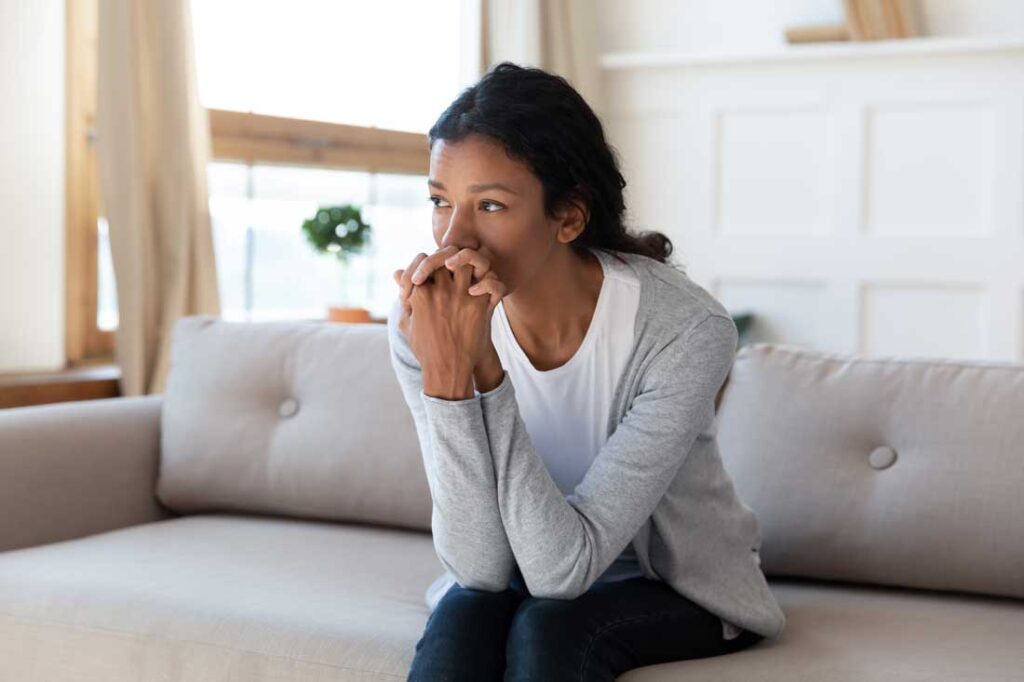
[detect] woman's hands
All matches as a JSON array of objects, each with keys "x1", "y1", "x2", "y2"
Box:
[{"x1": 393, "y1": 245, "x2": 508, "y2": 400}]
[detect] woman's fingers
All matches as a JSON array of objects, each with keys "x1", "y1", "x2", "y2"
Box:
[
  {"x1": 444, "y1": 247, "x2": 492, "y2": 281},
  {"x1": 399, "y1": 252, "x2": 429, "y2": 304},
  {"x1": 399, "y1": 246, "x2": 496, "y2": 318},
  {"x1": 466, "y1": 269, "x2": 500, "y2": 294},
  {"x1": 467, "y1": 271, "x2": 508, "y2": 309},
  {"x1": 410, "y1": 245, "x2": 460, "y2": 285},
  {"x1": 452, "y1": 260, "x2": 473, "y2": 291}
]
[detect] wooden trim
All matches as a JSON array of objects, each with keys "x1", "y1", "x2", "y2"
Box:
[
  {"x1": 0, "y1": 364, "x2": 121, "y2": 409},
  {"x1": 64, "y1": 0, "x2": 113, "y2": 366},
  {"x1": 208, "y1": 109, "x2": 430, "y2": 175}
]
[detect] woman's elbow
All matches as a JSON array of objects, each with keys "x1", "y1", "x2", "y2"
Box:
[
  {"x1": 443, "y1": 557, "x2": 514, "y2": 593},
  {"x1": 453, "y1": 570, "x2": 512, "y2": 593},
  {"x1": 522, "y1": 575, "x2": 587, "y2": 600}
]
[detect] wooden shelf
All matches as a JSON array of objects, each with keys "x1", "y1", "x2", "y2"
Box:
[{"x1": 600, "y1": 35, "x2": 1024, "y2": 70}]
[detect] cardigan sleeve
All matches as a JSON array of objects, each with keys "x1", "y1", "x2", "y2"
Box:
[
  {"x1": 385, "y1": 298, "x2": 516, "y2": 592},
  {"x1": 439, "y1": 311, "x2": 739, "y2": 599}
]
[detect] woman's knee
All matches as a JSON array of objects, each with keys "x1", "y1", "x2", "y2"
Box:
[
  {"x1": 408, "y1": 584, "x2": 525, "y2": 681},
  {"x1": 505, "y1": 598, "x2": 594, "y2": 681},
  {"x1": 434, "y1": 584, "x2": 524, "y2": 631},
  {"x1": 507, "y1": 597, "x2": 577, "y2": 646}
]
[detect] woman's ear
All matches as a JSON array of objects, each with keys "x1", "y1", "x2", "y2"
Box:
[{"x1": 555, "y1": 187, "x2": 591, "y2": 243}]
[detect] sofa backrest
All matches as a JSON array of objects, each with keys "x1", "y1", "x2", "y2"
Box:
[
  {"x1": 717, "y1": 343, "x2": 1024, "y2": 600},
  {"x1": 157, "y1": 315, "x2": 433, "y2": 532}
]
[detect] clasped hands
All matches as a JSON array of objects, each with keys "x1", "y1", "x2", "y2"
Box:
[{"x1": 393, "y1": 245, "x2": 508, "y2": 400}]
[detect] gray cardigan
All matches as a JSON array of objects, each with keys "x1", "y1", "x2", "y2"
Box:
[{"x1": 387, "y1": 247, "x2": 786, "y2": 639}]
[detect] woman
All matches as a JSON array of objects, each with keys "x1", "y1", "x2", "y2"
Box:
[{"x1": 387, "y1": 62, "x2": 785, "y2": 681}]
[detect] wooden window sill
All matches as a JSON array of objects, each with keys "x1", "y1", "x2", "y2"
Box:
[{"x1": 0, "y1": 363, "x2": 121, "y2": 409}]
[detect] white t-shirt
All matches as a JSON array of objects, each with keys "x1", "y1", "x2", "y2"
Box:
[{"x1": 487, "y1": 246, "x2": 743, "y2": 641}]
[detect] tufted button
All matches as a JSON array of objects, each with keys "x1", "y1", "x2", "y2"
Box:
[
  {"x1": 278, "y1": 397, "x2": 300, "y2": 418},
  {"x1": 868, "y1": 445, "x2": 897, "y2": 470}
]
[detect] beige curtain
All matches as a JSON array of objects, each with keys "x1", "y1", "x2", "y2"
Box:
[
  {"x1": 478, "y1": 0, "x2": 604, "y2": 115},
  {"x1": 96, "y1": 0, "x2": 220, "y2": 396}
]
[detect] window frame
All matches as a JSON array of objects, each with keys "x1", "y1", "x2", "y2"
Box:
[
  {"x1": 65, "y1": 0, "x2": 111, "y2": 366},
  {"x1": 65, "y1": 0, "x2": 431, "y2": 366}
]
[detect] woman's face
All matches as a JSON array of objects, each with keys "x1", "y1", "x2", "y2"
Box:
[{"x1": 427, "y1": 133, "x2": 576, "y2": 295}]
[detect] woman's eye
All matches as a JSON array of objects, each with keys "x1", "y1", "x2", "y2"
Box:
[{"x1": 425, "y1": 195, "x2": 501, "y2": 210}]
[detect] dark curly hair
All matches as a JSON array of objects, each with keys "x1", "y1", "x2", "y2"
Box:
[{"x1": 427, "y1": 61, "x2": 676, "y2": 267}]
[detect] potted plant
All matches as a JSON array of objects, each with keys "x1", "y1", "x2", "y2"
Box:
[{"x1": 301, "y1": 204, "x2": 373, "y2": 323}]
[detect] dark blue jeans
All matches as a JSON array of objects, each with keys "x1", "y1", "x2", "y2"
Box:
[{"x1": 407, "y1": 565, "x2": 764, "y2": 681}]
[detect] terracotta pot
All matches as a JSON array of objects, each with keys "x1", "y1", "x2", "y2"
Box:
[{"x1": 327, "y1": 306, "x2": 372, "y2": 323}]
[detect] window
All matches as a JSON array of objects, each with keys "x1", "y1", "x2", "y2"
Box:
[
  {"x1": 190, "y1": 0, "x2": 466, "y2": 134},
  {"x1": 207, "y1": 162, "x2": 436, "y2": 321},
  {"x1": 92, "y1": 0, "x2": 468, "y2": 339},
  {"x1": 97, "y1": 216, "x2": 117, "y2": 330}
]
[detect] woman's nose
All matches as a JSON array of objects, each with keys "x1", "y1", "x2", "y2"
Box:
[{"x1": 440, "y1": 209, "x2": 478, "y2": 251}]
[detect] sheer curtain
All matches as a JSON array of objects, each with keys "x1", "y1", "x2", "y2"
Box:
[
  {"x1": 95, "y1": 0, "x2": 220, "y2": 396},
  {"x1": 476, "y1": 0, "x2": 604, "y2": 115}
]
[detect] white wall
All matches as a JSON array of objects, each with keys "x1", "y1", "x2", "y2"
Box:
[
  {"x1": 0, "y1": 0, "x2": 65, "y2": 373},
  {"x1": 596, "y1": 1, "x2": 1024, "y2": 362},
  {"x1": 596, "y1": 0, "x2": 1024, "y2": 55}
]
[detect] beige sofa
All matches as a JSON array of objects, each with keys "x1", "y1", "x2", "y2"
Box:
[{"x1": 1, "y1": 315, "x2": 1022, "y2": 681}]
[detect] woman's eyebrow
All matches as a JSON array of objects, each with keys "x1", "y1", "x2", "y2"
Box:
[{"x1": 428, "y1": 179, "x2": 520, "y2": 196}]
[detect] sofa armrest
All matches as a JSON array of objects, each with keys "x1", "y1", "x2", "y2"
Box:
[{"x1": 0, "y1": 395, "x2": 177, "y2": 553}]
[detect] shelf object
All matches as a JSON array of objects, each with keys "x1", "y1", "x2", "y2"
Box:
[
  {"x1": 842, "y1": 0, "x2": 919, "y2": 41},
  {"x1": 600, "y1": 36, "x2": 1024, "y2": 70},
  {"x1": 784, "y1": 24, "x2": 852, "y2": 45}
]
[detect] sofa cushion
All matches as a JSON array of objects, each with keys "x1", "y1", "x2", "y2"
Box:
[
  {"x1": 1, "y1": 516, "x2": 1020, "y2": 681},
  {"x1": 158, "y1": 315, "x2": 432, "y2": 531},
  {"x1": 620, "y1": 580, "x2": 1024, "y2": 682},
  {"x1": 717, "y1": 343, "x2": 1024, "y2": 599},
  {"x1": 0, "y1": 514, "x2": 444, "y2": 681}
]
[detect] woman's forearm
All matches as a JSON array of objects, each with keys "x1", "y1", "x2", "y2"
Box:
[
  {"x1": 423, "y1": 366, "x2": 475, "y2": 401},
  {"x1": 473, "y1": 344, "x2": 505, "y2": 394},
  {"x1": 421, "y1": 342, "x2": 502, "y2": 400},
  {"x1": 387, "y1": 299, "x2": 516, "y2": 591}
]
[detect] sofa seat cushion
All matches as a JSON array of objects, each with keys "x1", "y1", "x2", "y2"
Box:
[
  {"x1": 3, "y1": 515, "x2": 1022, "y2": 681},
  {"x1": 621, "y1": 579, "x2": 1024, "y2": 682},
  {"x1": 0, "y1": 514, "x2": 444, "y2": 681}
]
